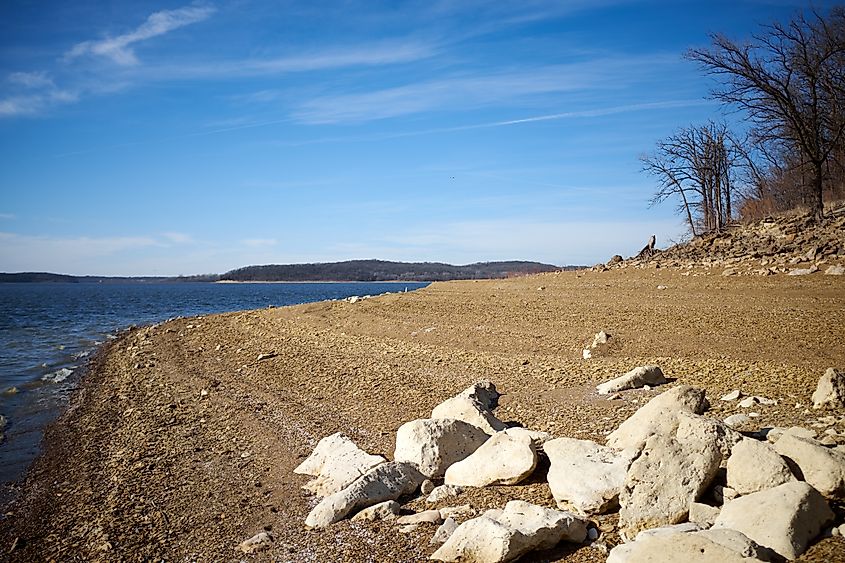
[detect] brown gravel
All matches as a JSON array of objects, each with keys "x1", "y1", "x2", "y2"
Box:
[{"x1": 1, "y1": 267, "x2": 844, "y2": 562}]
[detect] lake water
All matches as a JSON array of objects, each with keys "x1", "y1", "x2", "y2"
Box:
[{"x1": 0, "y1": 281, "x2": 429, "y2": 501}]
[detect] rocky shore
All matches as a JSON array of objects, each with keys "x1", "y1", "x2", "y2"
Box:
[{"x1": 0, "y1": 257, "x2": 843, "y2": 561}]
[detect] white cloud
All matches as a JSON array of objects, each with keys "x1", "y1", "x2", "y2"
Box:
[
  {"x1": 0, "y1": 89, "x2": 79, "y2": 117},
  {"x1": 0, "y1": 232, "x2": 158, "y2": 273},
  {"x1": 0, "y1": 213, "x2": 15, "y2": 220},
  {"x1": 242, "y1": 238, "x2": 278, "y2": 247},
  {"x1": 65, "y1": 4, "x2": 216, "y2": 65},
  {"x1": 292, "y1": 55, "x2": 681, "y2": 124},
  {"x1": 162, "y1": 231, "x2": 194, "y2": 244},
  {"x1": 7, "y1": 71, "x2": 54, "y2": 89}
]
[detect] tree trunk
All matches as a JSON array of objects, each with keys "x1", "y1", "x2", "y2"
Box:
[{"x1": 813, "y1": 161, "x2": 825, "y2": 222}]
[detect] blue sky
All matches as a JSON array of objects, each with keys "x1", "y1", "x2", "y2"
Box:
[{"x1": 0, "y1": 0, "x2": 831, "y2": 275}]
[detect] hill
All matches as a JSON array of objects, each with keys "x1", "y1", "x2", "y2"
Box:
[{"x1": 219, "y1": 260, "x2": 567, "y2": 282}]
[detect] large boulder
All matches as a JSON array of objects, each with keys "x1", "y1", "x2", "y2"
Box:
[
  {"x1": 811, "y1": 367, "x2": 845, "y2": 409},
  {"x1": 607, "y1": 529, "x2": 774, "y2": 562},
  {"x1": 677, "y1": 412, "x2": 742, "y2": 459},
  {"x1": 773, "y1": 433, "x2": 845, "y2": 499},
  {"x1": 618, "y1": 420, "x2": 722, "y2": 539},
  {"x1": 431, "y1": 500, "x2": 587, "y2": 563},
  {"x1": 431, "y1": 381, "x2": 506, "y2": 434},
  {"x1": 305, "y1": 461, "x2": 425, "y2": 528},
  {"x1": 596, "y1": 365, "x2": 667, "y2": 395},
  {"x1": 713, "y1": 481, "x2": 834, "y2": 560},
  {"x1": 544, "y1": 437, "x2": 638, "y2": 514},
  {"x1": 726, "y1": 438, "x2": 794, "y2": 495},
  {"x1": 606, "y1": 386, "x2": 709, "y2": 450},
  {"x1": 394, "y1": 418, "x2": 489, "y2": 479},
  {"x1": 294, "y1": 432, "x2": 386, "y2": 496},
  {"x1": 444, "y1": 428, "x2": 538, "y2": 487}
]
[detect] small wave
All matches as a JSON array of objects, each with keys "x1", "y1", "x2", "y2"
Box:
[
  {"x1": 73, "y1": 350, "x2": 91, "y2": 360},
  {"x1": 42, "y1": 367, "x2": 74, "y2": 383}
]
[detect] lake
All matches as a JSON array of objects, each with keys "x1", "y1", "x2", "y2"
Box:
[{"x1": 0, "y1": 281, "x2": 429, "y2": 501}]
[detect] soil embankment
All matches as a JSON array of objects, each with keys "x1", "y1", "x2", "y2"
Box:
[{"x1": 1, "y1": 268, "x2": 844, "y2": 561}]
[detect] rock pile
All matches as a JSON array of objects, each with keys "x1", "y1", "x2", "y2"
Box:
[
  {"x1": 294, "y1": 371, "x2": 845, "y2": 562},
  {"x1": 594, "y1": 205, "x2": 845, "y2": 276}
]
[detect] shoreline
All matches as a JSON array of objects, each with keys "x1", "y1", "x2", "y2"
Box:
[{"x1": 1, "y1": 268, "x2": 843, "y2": 561}]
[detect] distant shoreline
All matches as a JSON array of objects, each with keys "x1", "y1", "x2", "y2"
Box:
[{"x1": 213, "y1": 279, "x2": 430, "y2": 284}]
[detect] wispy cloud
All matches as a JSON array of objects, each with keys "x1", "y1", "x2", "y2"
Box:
[
  {"x1": 242, "y1": 238, "x2": 278, "y2": 247},
  {"x1": 292, "y1": 55, "x2": 681, "y2": 124},
  {"x1": 0, "y1": 89, "x2": 79, "y2": 117},
  {"x1": 65, "y1": 4, "x2": 216, "y2": 65},
  {"x1": 0, "y1": 213, "x2": 16, "y2": 220},
  {"x1": 162, "y1": 231, "x2": 194, "y2": 244},
  {"x1": 0, "y1": 232, "x2": 159, "y2": 273},
  {"x1": 7, "y1": 71, "x2": 54, "y2": 89}
]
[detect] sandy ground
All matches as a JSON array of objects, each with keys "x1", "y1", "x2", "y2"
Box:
[{"x1": 1, "y1": 267, "x2": 844, "y2": 562}]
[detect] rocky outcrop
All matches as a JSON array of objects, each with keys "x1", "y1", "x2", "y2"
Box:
[
  {"x1": 431, "y1": 381, "x2": 506, "y2": 434},
  {"x1": 599, "y1": 206, "x2": 845, "y2": 275},
  {"x1": 294, "y1": 432, "x2": 386, "y2": 496},
  {"x1": 544, "y1": 437, "x2": 638, "y2": 514},
  {"x1": 350, "y1": 500, "x2": 400, "y2": 522},
  {"x1": 444, "y1": 428, "x2": 539, "y2": 487},
  {"x1": 773, "y1": 433, "x2": 845, "y2": 499},
  {"x1": 305, "y1": 462, "x2": 425, "y2": 529},
  {"x1": 726, "y1": 438, "x2": 794, "y2": 495},
  {"x1": 431, "y1": 500, "x2": 587, "y2": 563},
  {"x1": 606, "y1": 385, "x2": 709, "y2": 450},
  {"x1": 596, "y1": 365, "x2": 667, "y2": 395},
  {"x1": 713, "y1": 481, "x2": 834, "y2": 560},
  {"x1": 811, "y1": 367, "x2": 845, "y2": 409},
  {"x1": 394, "y1": 418, "x2": 489, "y2": 479}
]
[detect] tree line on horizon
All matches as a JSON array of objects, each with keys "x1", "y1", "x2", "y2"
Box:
[{"x1": 642, "y1": 6, "x2": 845, "y2": 236}]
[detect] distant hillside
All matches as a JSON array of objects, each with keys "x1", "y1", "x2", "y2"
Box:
[
  {"x1": 1, "y1": 260, "x2": 577, "y2": 284},
  {"x1": 220, "y1": 260, "x2": 568, "y2": 282}
]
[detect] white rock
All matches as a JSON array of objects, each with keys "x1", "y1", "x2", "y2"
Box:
[
  {"x1": 824, "y1": 265, "x2": 845, "y2": 275},
  {"x1": 727, "y1": 438, "x2": 795, "y2": 495},
  {"x1": 712, "y1": 485, "x2": 738, "y2": 505},
  {"x1": 427, "y1": 484, "x2": 464, "y2": 503},
  {"x1": 738, "y1": 395, "x2": 776, "y2": 408},
  {"x1": 397, "y1": 509, "x2": 443, "y2": 526},
  {"x1": 544, "y1": 437, "x2": 638, "y2": 514},
  {"x1": 811, "y1": 367, "x2": 845, "y2": 409},
  {"x1": 582, "y1": 348, "x2": 592, "y2": 360},
  {"x1": 619, "y1": 421, "x2": 722, "y2": 539},
  {"x1": 444, "y1": 428, "x2": 538, "y2": 487},
  {"x1": 439, "y1": 504, "x2": 473, "y2": 520},
  {"x1": 723, "y1": 414, "x2": 751, "y2": 428},
  {"x1": 495, "y1": 500, "x2": 588, "y2": 549},
  {"x1": 350, "y1": 500, "x2": 400, "y2": 522},
  {"x1": 713, "y1": 481, "x2": 834, "y2": 560},
  {"x1": 430, "y1": 516, "x2": 524, "y2": 563},
  {"x1": 431, "y1": 501, "x2": 587, "y2": 563},
  {"x1": 305, "y1": 461, "x2": 425, "y2": 528},
  {"x1": 606, "y1": 385, "x2": 709, "y2": 450},
  {"x1": 591, "y1": 330, "x2": 611, "y2": 347},
  {"x1": 764, "y1": 426, "x2": 817, "y2": 443},
  {"x1": 431, "y1": 381, "x2": 506, "y2": 434},
  {"x1": 773, "y1": 433, "x2": 845, "y2": 499},
  {"x1": 596, "y1": 365, "x2": 667, "y2": 395},
  {"x1": 634, "y1": 522, "x2": 703, "y2": 541},
  {"x1": 430, "y1": 517, "x2": 459, "y2": 546},
  {"x1": 720, "y1": 390, "x2": 741, "y2": 401},
  {"x1": 238, "y1": 532, "x2": 273, "y2": 554},
  {"x1": 677, "y1": 412, "x2": 743, "y2": 459},
  {"x1": 787, "y1": 268, "x2": 815, "y2": 276},
  {"x1": 608, "y1": 529, "x2": 773, "y2": 562},
  {"x1": 688, "y1": 502, "x2": 720, "y2": 527},
  {"x1": 394, "y1": 418, "x2": 489, "y2": 479},
  {"x1": 294, "y1": 433, "x2": 386, "y2": 496}
]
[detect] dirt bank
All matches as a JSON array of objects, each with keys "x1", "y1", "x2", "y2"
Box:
[{"x1": 1, "y1": 268, "x2": 843, "y2": 562}]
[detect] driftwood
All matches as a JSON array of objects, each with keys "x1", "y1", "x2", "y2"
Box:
[{"x1": 635, "y1": 235, "x2": 657, "y2": 260}]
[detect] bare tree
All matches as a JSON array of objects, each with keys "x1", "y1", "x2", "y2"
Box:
[
  {"x1": 641, "y1": 122, "x2": 741, "y2": 236},
  {"x1": 687, "y1": 8, "x2": 845, "y2": 222}
]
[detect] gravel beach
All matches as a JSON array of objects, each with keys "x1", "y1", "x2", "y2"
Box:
[{"x1": 1, "y1": 267, "x2": 843, "y2": 562}]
